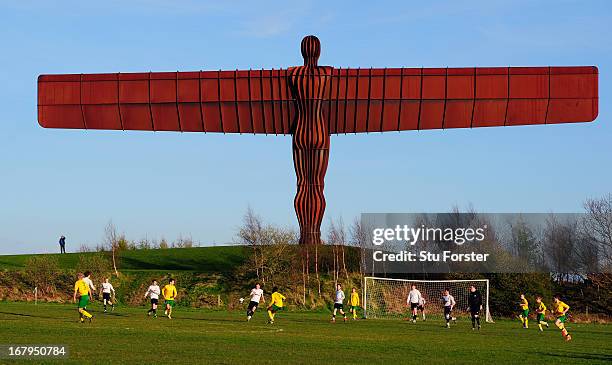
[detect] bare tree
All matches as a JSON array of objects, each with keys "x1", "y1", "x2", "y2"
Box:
[
  {"x1": 327, "y1": 217, "x2": 349, "y2": 285},
  {"x1": 238, "y1": 207, "x2": 264, "y2": 279},
  {"x1": 583, "y1": 194, "x2": 612, "y2": 267},
  {"x1": 104, "y1": 220, "x2": 120, "y2": 277},
  {"x1": 349, "y1": 217, "x2": 368, "y2": 278},
  {"x1": 237, "y1": 207, "x2": 298, "y2": 285}
]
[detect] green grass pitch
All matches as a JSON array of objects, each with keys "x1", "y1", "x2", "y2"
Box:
[{"x1": 0, "y1": 302, "x2": 610, "y2": 364}]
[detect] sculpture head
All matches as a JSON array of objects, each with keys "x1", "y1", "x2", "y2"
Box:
[{"x1": 301, "y1": 35, "x2": 320, "y2": 67}]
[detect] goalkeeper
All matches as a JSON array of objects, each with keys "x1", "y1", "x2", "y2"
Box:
[{"x1": 467, "y1": 285, "x2": 482, "y2": 330}]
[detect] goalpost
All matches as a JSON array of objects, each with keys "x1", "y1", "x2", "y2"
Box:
[{"x1": 363, "y1": 277, "x2": 493, "y2": 323}]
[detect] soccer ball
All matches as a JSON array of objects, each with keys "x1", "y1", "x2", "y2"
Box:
[{"x1": 239, "y1": 298, "x2": 244, "y2": 303}]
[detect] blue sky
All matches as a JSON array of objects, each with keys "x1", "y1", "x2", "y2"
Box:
[{"x1": 0, "y1": 0, "x2": 610, "y2": 254}]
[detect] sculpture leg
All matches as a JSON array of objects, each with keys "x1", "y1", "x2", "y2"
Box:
[{"x1": 293, "y1": 147, "x2": 329, "y2": 245}]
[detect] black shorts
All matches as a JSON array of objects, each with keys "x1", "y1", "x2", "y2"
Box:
[
  {"x1": 444, "y1": 306, "x2": 452, "y2": 315},
  {"x1": 470, "y1": 308, "x2": 480, "y2": 316},
  {"x1": 247, "y1": 301, "x2": 259, "y2": 310},
  {"x1": 333, "y1": 303, "x2": 344, "y2": 310},
  {"x1": 417, "y1": 305, "x2": 425, "y2": 311},
  {"x1": 410, "y1": 302, "x2": 419, "y2": 310},
  {"x1": 151, "y1": 298, "x2": 158, "y2": 305},
  {"x1": 102, "y1": 293, "x2": 111, "y2": 300}
]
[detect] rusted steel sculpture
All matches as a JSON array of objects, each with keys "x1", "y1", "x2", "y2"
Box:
[{"x1": 37, "y1": 35, "x2": 599, "y2": 245}]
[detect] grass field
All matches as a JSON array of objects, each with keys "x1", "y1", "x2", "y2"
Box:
[
  {"x1": 0, "y1": 246, "x2": 247, "y2": 273},
  {"x1": 0, "y1": 302, "x2": 610, "y2": 364}
]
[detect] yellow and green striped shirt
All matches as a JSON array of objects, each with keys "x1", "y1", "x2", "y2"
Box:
[
  {"x1": 554, "y1": 301, "x2": 569, "y2": 316},
  {"x1": 537, "y1": 301, "x2": 547, "y2": 314},
  {"x1": 74, "y1": 279, "x2": 89, "y2": 296}
]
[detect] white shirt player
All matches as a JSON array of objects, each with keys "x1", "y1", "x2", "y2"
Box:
[
  {"x1": 83, "y1": 277, "x2": 96, "y2": 292},
  {"x1": 249, "y1": 288, "x2": 264, "y2": 303},
  {"x1": 335, "y1": 290, "x2": 345, "y2": 304},
  {"x1": 407, "y1": 288, "x2": 422, "y2": 304},
  {"x1": 145, "y1": 285, "x2": 161, "y2": 300},
  {"x1": 102, "y1": 282, "x2": 115, "y2": 294},
  {"x1": 442, "y1": 294, "x2": 456, "y2": 308}
]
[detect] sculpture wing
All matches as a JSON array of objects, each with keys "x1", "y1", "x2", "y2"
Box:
[
  {"x1": 38, "y1": 69, "x2": 294, "y2": 134},
  {"x1": 323, "y1": 66, "x2": 598, "y2": 133}
]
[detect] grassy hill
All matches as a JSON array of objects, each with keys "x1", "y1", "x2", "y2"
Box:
[{"x1": 0, "y1": 246, "x2": 248, "y2": 273}]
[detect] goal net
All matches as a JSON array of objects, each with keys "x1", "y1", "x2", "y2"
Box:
[{"x1": 363, "y1": 277, "x2": 493, "y2": 323}]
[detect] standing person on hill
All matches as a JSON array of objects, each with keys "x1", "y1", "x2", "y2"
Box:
[{"x1": 59, "y1": 235, "x2": 66, "y2": 254}]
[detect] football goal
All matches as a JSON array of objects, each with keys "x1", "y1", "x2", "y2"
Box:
[{"x1": 363, "y1": 277, "x2": 493, "y2": 323}]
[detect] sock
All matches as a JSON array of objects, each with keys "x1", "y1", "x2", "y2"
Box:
[
  {"x1": 413, "y1": 314, "x2": 417, "y2": 321},
  {"x1": 538, "y1": 323, "x2": 543, "y2": 331},
  {"x1": 353, "y1": 311, "x2": 357, "y2": 319},
  {"x1": 268, "y1": 310, "x2": 273, "y2": 321},
  {"x1": 476, "y1": 317, "x2": 480, "y2": 326},
  {"x1": 80, "y1": 309, "x2": 92, "y2": 318},
  {"x1": 104, "y1": 303, "x2": 107, "y2": 311},
  {"x1": 520, "y1": 316, "x2": 524, "y2": 324},
  {"x1": 525, "y1": 319, "x2": 529, "y2": 328},
  {"x1": 471, "y1": 317, "x2": 476, "y2": 328}
]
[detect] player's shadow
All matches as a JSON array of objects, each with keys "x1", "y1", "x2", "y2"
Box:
[
  {"x1": 174, "y1": 316, "x2": 237, "y2": 323},
  {"x1": 0, "y1": 311, "x2": 55, "y2": 320},
  {"x1": 100, "y1": 312, "x2": 129, "y2": 318},
  {"x1": 533, "y1": 351, "x2": 612, "y2": 362}
]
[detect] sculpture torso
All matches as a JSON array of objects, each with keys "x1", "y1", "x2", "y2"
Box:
[{"x1": 287, "y1": 65, "x2": 332, "y2": 149}]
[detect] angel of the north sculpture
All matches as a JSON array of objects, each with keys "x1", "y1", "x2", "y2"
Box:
[{"x1": 37, "y1": 35, "x2": 598, "y2": 245}]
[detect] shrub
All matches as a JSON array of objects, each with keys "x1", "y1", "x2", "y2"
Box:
[
  {"x1": 75, "y1": 253, "x2": 113, "y2": 281},
  {"x1": 24, "y1": 256, "x2": 60, "y2": 296}
]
